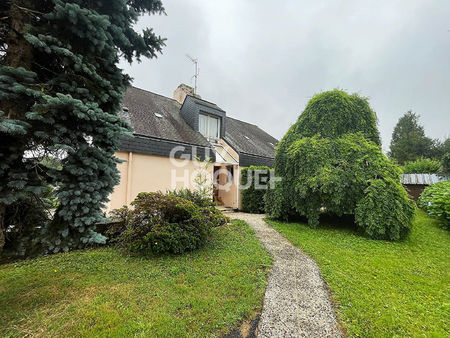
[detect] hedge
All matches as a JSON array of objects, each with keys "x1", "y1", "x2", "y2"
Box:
[{"x1": 241, "y1": 166, "x2": 271, "y2": 213}]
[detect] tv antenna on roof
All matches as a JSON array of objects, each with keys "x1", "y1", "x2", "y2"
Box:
[{"x1": 186, "y1": 54, "x2": 199, "y2": 94}]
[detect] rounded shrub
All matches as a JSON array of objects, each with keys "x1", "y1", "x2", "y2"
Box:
[
  {"x1": 110, "y1": 192, "x2": 220, "y2": 255},
  {"x1": 418, "y1": 181, "x2": 450, "y2": 228},
  {"x1": 241, "y1": 166, "x2": 271, "y2": 213},
  {"x1": 267, "y1": 90, "x2": 415, "y2": 240}
]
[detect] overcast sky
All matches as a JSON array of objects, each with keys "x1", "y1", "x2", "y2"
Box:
[{"x1": 119, "y1": 0, "x2": 450, "y2": 151}]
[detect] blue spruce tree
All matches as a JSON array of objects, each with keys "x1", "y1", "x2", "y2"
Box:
[{"x1": 0, "y1": 0, "x2": 165, "y2": 255}]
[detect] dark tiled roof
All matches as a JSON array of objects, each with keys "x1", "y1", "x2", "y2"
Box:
[
  {"x1": 121, "y1": 87, "x2": 210, "y2": 147},
  {"x1": 188, "y1": 95, "x2": 226, "y2": 112},
  {"x1": 120, "y1": 86, "x2": 278, "y2": 160},
  {"x1": 224, "y1": 117, "x2": 278, "y2": 159},
  {"x1": 119, "y1": 135, "x2": 214, "y2": 162}
]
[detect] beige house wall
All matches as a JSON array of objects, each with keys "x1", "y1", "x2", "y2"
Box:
[
  {"x1": 107, "y1": 138, "x2": 247, "y2": 212},
  {"x1": 106, "y1": 151, "x2": 214, "y2": 212},
  {"x1": 107, "y1": 151, "x2": 129, "y2": 211}
]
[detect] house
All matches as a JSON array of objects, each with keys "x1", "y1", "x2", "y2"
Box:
[
  {"x1": 106, "y1": 84, "x2": 278, "y2": 211},
  {"x1": 401, "y1": 173, "x2": 448, "y2": 200}
]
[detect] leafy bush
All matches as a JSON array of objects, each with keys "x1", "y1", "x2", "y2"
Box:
[
  {"x1": 106, "y1": 206, "x2": 131, "y2": 242},
  {"x1": 267, "y1": 90, "x2": 414, "y2": 240},
  {"x1": 169, "y1": 188, "x2": 215, "y2": 208},
  {"x1": 110, "y1": 192, "x2": 227, "y2": 255},
  {"x1": 402, "y1": 158, "x2": 440, "y2": 174},
  {"x1": 418, "y1": 181, "x2": 450, "y2": 228},
  {"x1": 355, "y1": 179, "x2": 415, "y2": 240},
  {"x1": 241, "y1": 166, "x2": 271, "y2": 213},
  {"x1": 168, "y1": 188, "x2": 229, "y2": 228},
  {"x1": 201, "y1": 205, "x2": 230, "y2": 228}
]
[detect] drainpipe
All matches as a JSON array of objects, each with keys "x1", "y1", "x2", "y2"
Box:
[
  {"x1": 126, "y1": 152, "x2": 133, "y2": 205},
  {"x1": 236, "y1": 164, "x2": 240, "y2": 210}
]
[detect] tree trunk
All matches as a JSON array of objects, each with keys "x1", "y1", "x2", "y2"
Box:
[
  {"x1": 0, "y1": 203, "x2": 6, "y2": 258},
  {"x1": 0, "y1": 0, "x2": 34, "y2": 256},
  {"x1": 1, "y1": 0, "x2": 34, "y2": 117},
  {"x1": 4, "y1": 0, "x2": 33, "y2": 69}
]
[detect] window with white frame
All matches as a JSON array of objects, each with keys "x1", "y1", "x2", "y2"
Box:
[{"x1": 199, "y1": 113, "x2": 220, "y2": 140}]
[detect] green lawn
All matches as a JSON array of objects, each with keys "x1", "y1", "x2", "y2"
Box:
[
  {"x1": 266, "y1": 210, "x2": 449, "y2": 337},
  {"x1": 0, "y1": 220, "x2": 272, "y2": 337}
]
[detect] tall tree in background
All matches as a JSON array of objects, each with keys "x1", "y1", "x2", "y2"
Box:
[
  {"x1": 431, "y1": 137, "x2": 450, "y2": 160},
  {"x1": 389, "y1": 111, "x2": 434, "y2": 164},
  {"x1": 0, "y1": 0, "x2": 165, "y2": 256}
]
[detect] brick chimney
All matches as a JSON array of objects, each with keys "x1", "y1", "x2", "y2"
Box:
[{"x1": 173, "y1": 84, "x2": 194, "y2": 104}]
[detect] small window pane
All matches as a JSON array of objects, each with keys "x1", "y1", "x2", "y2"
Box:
[
  {"x1": 199, "y1": 114, "x2": 207, "y2": 136},
  {"x1": 209, "y1": 116, "x2": 219, "y2": 138}
]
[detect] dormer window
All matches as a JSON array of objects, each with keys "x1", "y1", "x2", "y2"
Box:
[{"x1": 199, "y1": 113, "x2": 220, "y2": 141}]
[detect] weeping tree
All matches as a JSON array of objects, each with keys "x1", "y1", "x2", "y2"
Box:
[
  {"x1": 0, "y1": 0, "x2": 165, "y2": 256},
  {"x1": 266, "y1": 90, "x2": 415, "y2": 240}
]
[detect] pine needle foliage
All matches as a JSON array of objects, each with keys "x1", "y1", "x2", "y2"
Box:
[
  {"x1": 389, "y1": 111, "x2": 434, "y2": 164},
  {"x1": 0, "y1": 0, "x2": 165, "y2": 255}
]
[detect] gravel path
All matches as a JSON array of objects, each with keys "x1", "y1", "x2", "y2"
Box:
[{"x1": 228, "y1": 212, "x2": 342, "y2": 338}]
